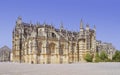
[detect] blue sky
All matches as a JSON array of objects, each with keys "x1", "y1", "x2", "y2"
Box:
[{"x1": 0, "y1": 0, "x2": 120, "y2": 49}]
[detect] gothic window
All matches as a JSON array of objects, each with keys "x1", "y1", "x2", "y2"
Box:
[
  {"x1": 49, "y1": 43, "x2": 56, "y2": 54},
  {"x1": 51, "y1": 33, "x2": 56, "y2": 38},
  {"x1": 38, "y1": 42, "x2": 42, "y2": 54}
]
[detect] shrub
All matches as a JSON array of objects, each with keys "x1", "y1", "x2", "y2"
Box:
[
  {"x1": 95, "y1": 53, "x2": 101, "y2": 62},
  {"x1": 99, "y1": 51, "x2": 108, "y2": 62},
  {"x1": 84, "y1": 53, "x2": 93, "y2": 62}
]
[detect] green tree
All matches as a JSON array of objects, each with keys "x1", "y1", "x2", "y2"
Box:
[
  {"x1": 112, "y1": 50, "x2": 120, "y2": 62},
  {"x1": 99, "y1": 51, "x2": 108, "y2": 62},
  {"x1": 95, "y1": 53, "x2": 101, "y2": 62},
  {"x1": 84, "y1": 53, "x2": 93, "y2": 62}
]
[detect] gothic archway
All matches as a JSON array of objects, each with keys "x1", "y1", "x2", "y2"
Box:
[{"x1": 49, "y1": 43, "x2": 56, "y2": 54}]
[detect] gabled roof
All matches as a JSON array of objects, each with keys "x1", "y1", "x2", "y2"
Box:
[{"x1": 0, "y1": 46, "x2": 11, "y2": 53}]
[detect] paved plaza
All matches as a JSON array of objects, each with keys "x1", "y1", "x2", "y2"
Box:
[{"x1": 0, "y1": 62, "x2": 120, "y2": 75}]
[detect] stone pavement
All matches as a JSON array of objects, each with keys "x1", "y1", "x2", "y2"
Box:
[{"x1": 0, "y1": 62, "x2": 120, "y2": 75}]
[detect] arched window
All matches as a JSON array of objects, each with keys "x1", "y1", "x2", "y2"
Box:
[
  {"x1": 51, "y1": 33, "x2": 56, "y2": 38},
  {"x1": 38, "y1": 42, "x2": 42, "y2": 54},
  {"x1": 49, "y1": 43, "x2": 56, "y2": 54}
]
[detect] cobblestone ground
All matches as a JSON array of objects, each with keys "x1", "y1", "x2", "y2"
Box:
[{"x1": 0, "y1": 62, "x2": 120, "y2": 75}]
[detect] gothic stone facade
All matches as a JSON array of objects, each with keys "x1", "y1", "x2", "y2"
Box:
[
  {"x1": 96, "y1": 40, "x2": 116, "y2": 59},
  {"x1": 12, "y1": 17, "x2": 96, "y2": 64}
]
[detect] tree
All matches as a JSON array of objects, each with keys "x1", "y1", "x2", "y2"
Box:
[
  {"x1": 99, "y1": 50, "x2": 108, "y2": 62},
  {"x1": 95, "y1": 53, "x2": 101, "y2": 62},
  {"x1": 84, "y1": 53, "x2": 93, "y2": 62},
  {"x1": 112, "y1": 50, "x2": 120, "y2": 62}
]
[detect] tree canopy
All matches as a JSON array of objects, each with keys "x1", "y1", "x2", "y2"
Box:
[{"x1": 112, "y1": 50, "x2": 120, "y2": 62}]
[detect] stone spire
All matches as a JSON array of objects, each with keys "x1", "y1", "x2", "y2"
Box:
[
  {"x1": 80, "y1": 19, "x2": 84, "y2": 29},
  {"x1": 80, "y1": 19, "x2": 84, "y2": 33},
  {"x1": 79, "y1": 19, "x2": 85, "y2": 36}
]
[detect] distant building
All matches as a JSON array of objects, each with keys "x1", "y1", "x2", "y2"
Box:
[
  {"x1": 12, "y1": 17, "x2": 96, "y2": 64},
  {"x1": 0, "y1": 46, "x2": 11, "y2": 62},
  {"x1": 96, "y1": 40, "x2": 116, "y2": 59}
]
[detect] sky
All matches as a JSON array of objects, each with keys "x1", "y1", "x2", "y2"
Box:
[{"x1": 0, "y1": 0, "x2": 120, "y2": 50}]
